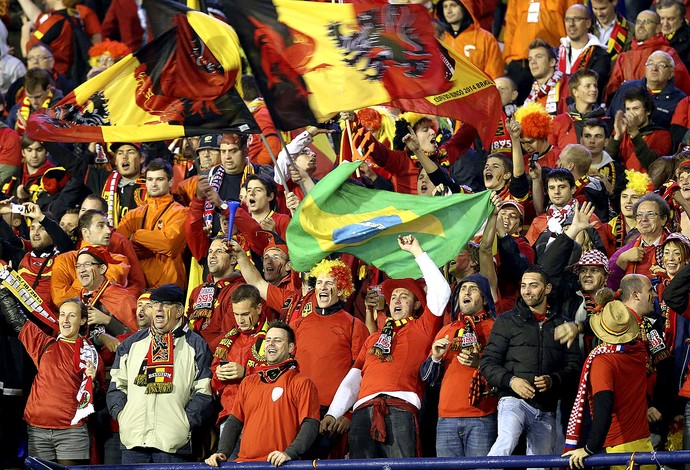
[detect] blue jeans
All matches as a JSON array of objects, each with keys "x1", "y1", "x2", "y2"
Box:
[
  {"x1": 436, "y1": 414, "x2": 497, "y2": 458},
  {"x1": 488, "y1": 397, "x2": 556, "y2": 470},
  {"x1": 121, "y1": 447, "x2": 189, "y2": 464},
  {"x1": 349, "y1": 402, "x2": 417, "y2": 459}
]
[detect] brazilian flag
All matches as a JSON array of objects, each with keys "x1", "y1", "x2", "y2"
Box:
[{"x1": 287, "y1": 161, "x2": 493, "y2": 279}]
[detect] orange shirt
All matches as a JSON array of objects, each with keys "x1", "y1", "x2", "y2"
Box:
[
  {"x1": 267, "y1": 286, "x2": 369, "y2": 406},
  {"x1": 231, "y1": 369, "x2": 320, "y2": 462},
  {"x1": 435, "y1": 318, "x2": 497, "y2": 418},
  {"x1": 354, "y1": 307, "x2": 442, "y2": 404}
]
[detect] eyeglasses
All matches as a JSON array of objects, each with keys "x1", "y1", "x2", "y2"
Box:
[
  {"x1": 636, "y1": 18, "x2": 659, "y2": 26},
  {"x1": 75, "y1": 262, "x2": 103, "y2": 269},
  {"x1": 635, "y1": 211, "x2": 659, "y2": 220},
  {"x1": 26, "y1": 55, "x2": 52, "y2": 63},
  {"x1": 645, "y1": 62, "x2": 673, "y2": 70},
  {"x1": 564, "y1": 17, "x2": 590, "y2": 24}
]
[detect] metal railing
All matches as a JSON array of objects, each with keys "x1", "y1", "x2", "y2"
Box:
[{"x1": 24, "y1": 451, "x2": 690, "y2": 470}]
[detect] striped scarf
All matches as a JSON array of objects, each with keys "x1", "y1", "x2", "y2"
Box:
[
  {"x1": 607, "y1": 18, "x2": 630, "y2": 60},
  {"x1": 564, "y1": 343, "x2": 635, "y2": 451},
  {"x1": 369, "y1": 316, "x2": 413, "y2": 361},
  {"x1": 16, "y1": 90, "x2": 52, "y2": 134}
]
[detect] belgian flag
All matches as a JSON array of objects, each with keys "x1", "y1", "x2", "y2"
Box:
[
  {"x1": 222, "y1": 0, "x2": 453, "y2": 130},
  {"x1": 286, "y1": 161, "x2": 493, "y2": 278},
  {"x1": 26, "y1": 10, "x2": 259, "y2": 143}
]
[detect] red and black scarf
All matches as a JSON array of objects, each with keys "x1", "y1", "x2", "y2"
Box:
[
  {"x1": 369, "y1": 316, "x2": 413, "y2": 362},
  {"x1": 256, "y1": 358, "x2": 298, "y2": 383},
  {"x1": 64, "y1": 335, "x2": 99, "y2": 425}
]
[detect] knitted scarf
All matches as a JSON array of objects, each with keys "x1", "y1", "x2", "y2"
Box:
[
  {"x1": 558, "y1": 44, "x2": 595, "y2": 75},
  {"x1": 629, "y1": 308, "x2": 672, "y2": 366},
  {"x1": 564, "y1": 342, "x2": 645, "y2": 451},
  {"x1": 369, "y1": 316, "x2": 413, "y2": 362},
  {"x1": 214, "y1": 316, "x2": 268, "y2": 361},
  {"x1": 256, "y1": 358, "x2": 298, "y2": 384},
  {"x1": 451, "y1": 312, "x2": 492, "y2": 406},
  {"x1": 101, "y1": 171, "x2": 147, "y2": 227},
  {"x1": 16, "y1": 90, "x2": 52, "y2": 134},
  {"x1": 526, "y1": 71, "x2": 563, "y2": 114},
  {"x1": 607, "y1": 18, "x2": 630, "y2": 60},
  {"x1": 64, "y1": 335, "x2": 99, "y2": 425},
  {"x1": 135, "y1": 321, "x2": 187, "y2": 393},
  {"x1": 203, "y1": 166, "x2": 225, "y2": 229},
  {"x1": 546, "y1": 198, "x2": 576, "y2": 235}
]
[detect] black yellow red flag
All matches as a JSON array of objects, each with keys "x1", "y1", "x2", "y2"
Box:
[
  {"x1": 223, "y1": 0, "x2": 452, "y2": 130},
  {"x1": 26, "y1": 11, "x2": 259, "y2": 143}
]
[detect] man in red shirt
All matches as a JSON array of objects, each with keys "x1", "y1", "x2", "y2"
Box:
[
  {"x1": 321, "y1": 235, "x2": 450, "y2": 458},
  {"x1": 211, "y1": 284, "x2": 269, "y2": 459},
  {"x1": 562, "y1": 300, "x2": 652, "y2": 469},
  {"x1": 231, "y1": 242, "x2": 368, "y2": 458},
  {"x1": 420, "y1": 273, "x2": 497, "y2": 457},
  {"x1": 205, "y1": 321, "x2": 320, "y2": 467}
]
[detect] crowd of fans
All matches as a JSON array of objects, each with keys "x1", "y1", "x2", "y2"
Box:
[{"x1": 4, "y1": 0, "x2": 690, "y2": 469}]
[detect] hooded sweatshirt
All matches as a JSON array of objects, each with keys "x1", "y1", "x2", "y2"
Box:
[{"x1": 435, "y1": 0, "x2": 504, "y2": 80}]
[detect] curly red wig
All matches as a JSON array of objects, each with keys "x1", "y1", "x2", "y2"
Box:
[
  {"x1": 309, "y1": 259, "x2": 354, "y2": 299},
  {"x1": 88, "y1": 39, "x2": 131, "y2": 60}
]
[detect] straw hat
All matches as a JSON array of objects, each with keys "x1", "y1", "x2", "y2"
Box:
[{"x1": 589, "y1": 300, "x2": 639, "y2": 344}]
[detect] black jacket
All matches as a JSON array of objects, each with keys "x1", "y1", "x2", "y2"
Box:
[{"x1": 480, "y1": 298, "x2": 582, "y2": 412}]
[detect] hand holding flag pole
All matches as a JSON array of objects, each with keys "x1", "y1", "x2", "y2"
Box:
[{"x1": 259, "y1": 132, "x2": 291, "y2": 194}]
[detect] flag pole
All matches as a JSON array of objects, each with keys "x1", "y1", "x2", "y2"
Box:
[
  {"x1": 275, "y1": 131, "x2": 308, "y2": 195},
  {"x1": 259, "y1": 132, "x2": 290, "y2": 194}
]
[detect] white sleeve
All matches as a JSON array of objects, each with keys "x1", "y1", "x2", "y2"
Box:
[
  {"x1": 325, "y1": 367, "x2": 362, "y2": 418},
  {"x1": 416, "y1": 252, "x2": 450, "y2": 317},
  {"x1": 274, "y1": 131, "x2": 313, "y2": 186}
]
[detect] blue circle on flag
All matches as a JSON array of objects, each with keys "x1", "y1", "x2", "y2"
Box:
[{"x1": 332, "y1": 215, "x2": 402, "y2": 244}]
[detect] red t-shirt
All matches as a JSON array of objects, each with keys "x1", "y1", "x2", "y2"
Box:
[
  {"x1": 354, "y1": 307, "x2": 442, "y2": 404},
  {"x1": 590, "y1": 349, "x2": 650, "y2": 448},
  {"x1": 435, "y1": 318, "x2": 498, "y2": 418},
  {"x1": 268, "y1": 285, "x2": 369, "y2": 406},
  {"x1": 211, "y1": 330, "x2": 266, "y2": 425},
  {"x1": 230, "y1": 369, "x2": 320, "y2": 462}
]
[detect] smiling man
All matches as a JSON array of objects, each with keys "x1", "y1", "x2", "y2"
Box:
[
  {"x1": 116, "y1": 158, "x2": 189, "y2": 288},
  {"x1": 231, "y1": 244, "x2": 368, "y2": 459},
  {"x1": 481, "y1": 265, "x2": 581, "y2": 462},
  {"x1": 321, "y1": 235, "x2": 450, "y2": 459},
  {"x1": 186, "y1": 238, "x2": 245, "y2": 348},
  {"x1": 108, "y1": 284, "x2": 214, "y2": 464},
  {"x1": 205, "y1": 321, "x2": 320, "y2": 467},
  {"x1": 608, "y1": 193, "x2": 671, "y2": 289}
]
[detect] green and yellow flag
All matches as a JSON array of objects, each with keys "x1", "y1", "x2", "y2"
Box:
[{"x1": 286, "y1": 161, "x2": 493, "y2": 279}]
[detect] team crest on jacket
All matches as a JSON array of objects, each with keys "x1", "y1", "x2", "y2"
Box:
[
  {"x1": 327, "y1": 6, "x2": 432, "y2": 81},
  {"x1": 272, "y1": 387, "x2": 284, "y2": 402}
]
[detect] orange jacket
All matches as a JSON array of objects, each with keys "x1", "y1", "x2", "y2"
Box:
[
  {"x1": 503, "y1": 0, "x2": 580, "y2": 63},
  {"x1": 51, "y1": 244, "x2": 131, "y2": 307},
  {"x1": 116, "y1": 193, "x2": 189, "y2": 288},
  {"x1": 437, "y1": 0, "x2": 504, "y2": 80}
]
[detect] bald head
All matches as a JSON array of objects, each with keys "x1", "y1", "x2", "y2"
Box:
[{"x1": 634, "y1": 10, "x2": 661, "y2": 41}]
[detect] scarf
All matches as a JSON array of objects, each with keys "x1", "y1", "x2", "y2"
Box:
[
  {"x1": 558, "y1": 43, "x2": 596, "y2": 75},
  {"x1": 135, "y1": 321, "x2": 188, "y2": 394},
  {"x1": 204, "y1": 166, "x2": 225, "y2": 229},
  {"x1": 629, "y1": 308, "x2": 671, "y2": 367},
  {"x1": 564, "y1": 341, "x2": 646, "y2": 451},
  {"x1": 450, "y1": 312, "x2": 492, "y2": 406},
  {"x1": 62, "y1": 335, "x2": 99, "y2": 425},
  {"x1": 0, "y1": 267, "x2": 57, "y2": 329},
  {"x1": 573, "y1": 175, "x2": 590, "y2": 200},
  {"x1": 546, "y1": 198, "x2": 576, "y2": 235},
  {"x1": 527, "y1": 71, "x2": 563, "y2": 101},
  {"x1": 189, "y1": 280, "x2": 221, "y2": 328},
  {"x1": 369, "y1": 316, "x2": 413, "y2": 362},
  {"x1": 626, "y1": 234, "x2": 666, "y2": 275},
  {"x1": 214, "y1": 316, "x2": 268, "y2": 361},
  {"x1": 256, "y1": 358, "x2": 298, "y2": 383},
  {"x1": 101, "y1": 171, "x2": 146, "y2": 226},
  {"x1": 16, "y1": 90, "x2": 52, "y2": 134},
  {"x1": 607, "y1": 18, "x2": 630, "y2": 60},
  {"x1": 610, "y1": 214, "x2": 629, "y2": 249}
]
